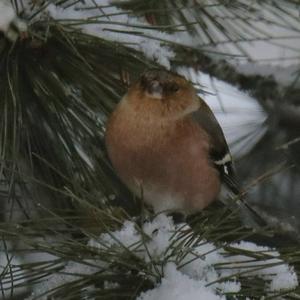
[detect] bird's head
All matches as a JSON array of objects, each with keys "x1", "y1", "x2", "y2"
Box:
[
  {"x1": 125, "y1": 69, "x2": 200, "y2": 119},
  {"x1": 140, "y1": 69, "x2": 182, "y2": 100}
]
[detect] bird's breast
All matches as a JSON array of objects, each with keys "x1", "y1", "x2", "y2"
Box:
[{"x1": 105, "y1": 104, "x2": 220, "y2": 213}]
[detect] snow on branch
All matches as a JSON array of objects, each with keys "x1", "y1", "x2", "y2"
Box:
[
  {"x1": 0, "y1": 0, "x2": 27, "y2": 41},
  {"x1": 24, "y1": 214, "x2": 298, "y2": 299}
]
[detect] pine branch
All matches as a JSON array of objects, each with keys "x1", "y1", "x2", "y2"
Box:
[
  {"x1": 1, "y1": 203, "x2": 299, "y2": 299},
  {"x1": 114, "y1": 0, "x2": 300, "y2": 58},
  {"x1": 0, "y1": 1, "x2": 300, "y2": 299},
  {"x1": 0, "y1": 22, "x2": 155, "y2": 221}
]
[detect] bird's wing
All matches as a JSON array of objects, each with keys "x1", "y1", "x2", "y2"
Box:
[
  {"x1": 190, "y1": 98, "x2": 237, "y2": 192},
  {"x1": 190, "y1": 97, "x2": 265, "y2": 228}
]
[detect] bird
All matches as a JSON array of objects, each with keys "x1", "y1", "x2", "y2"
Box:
[{"x1": 105, "y1": 69, "x2": 263, "y2": 226}]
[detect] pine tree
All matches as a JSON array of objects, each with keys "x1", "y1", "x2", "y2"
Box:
[{"x1": 0, "y1": 0, "x2": 300, "y2": 299}]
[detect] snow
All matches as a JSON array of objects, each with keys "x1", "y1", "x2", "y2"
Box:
[
  {"x1": 137, "y1": 263, "x2": 225, "y2": 300},
  {"x1": 269, "y1": 271, "x2": 299, "y2": 292},
  {"x1": 21, "y1": 0, "x2": 300, "y2": 69},
  {"x1": 104, "y1": 281, "x2": 120, "y2": 289},
  {"x1": 0, "y1": 0, "x2": 16, "y2": 32},
  {"x1": 237, "y1": 63, "x2": 299, "y2": 86},
  {"x1": 142, "y1": 214, "x2": 176, "y2": 260},
  {"x1": 0, "y1": 0, "x2": 27, "y2": 41},
  {"x1": 31, "y1": 0, "x2": 176, "y2": 69},
  {"x1": 15, "y1": 214, "x2": 300, "y2": 299},
  {"x1": 0, "y1": 248, "x2": 28, "y2": 298},
  {"x1": 11, "y1": 216, "x2": 299, "y2": 300},
  {"x1": 88, "y1": 214, "x2": 298, "y2": 299},
  {"x1": 26, "y1": 261, "x2": 99, "y2": 300}
]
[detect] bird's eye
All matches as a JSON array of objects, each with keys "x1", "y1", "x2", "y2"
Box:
[
  {"x1": 169, "y1": 83, "x2": 179, "y2": 93},
  {"x1": 140, "y1": 75, "x2": 148, "y2": 88}
]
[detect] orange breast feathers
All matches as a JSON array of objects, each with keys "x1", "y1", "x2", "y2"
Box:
[{"x1": 105, "y1": 69, "x2": 221, "y2": 213}]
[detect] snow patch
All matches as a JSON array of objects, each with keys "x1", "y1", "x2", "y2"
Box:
[
  {"x1": 0, "y1": 0, "x2": 16, "y2": 32},
  {"x1": 137, "y1": 263, "x2": 225, "y2": 300},
  {"x1": 33, "y1": 0, "x2": 176, "y2": 68},
  {"x1": 26, "y1": 261, "x2": 99, "y2": 300},
  {"x1": 25, "y1": 214, "x2": 298, "y2": 299},
  {"x1": 90, "y1": 214, "x2": 298, "y2": 299}
]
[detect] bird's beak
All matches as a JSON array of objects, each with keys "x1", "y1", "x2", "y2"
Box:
[{"x1": 147, "y1": 80, "x2": 163, "y2": 99}]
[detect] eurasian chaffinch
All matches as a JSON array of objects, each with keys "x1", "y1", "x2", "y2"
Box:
[{"x1": 105, "y1": 69, "x2": 262, "y2": 225}]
